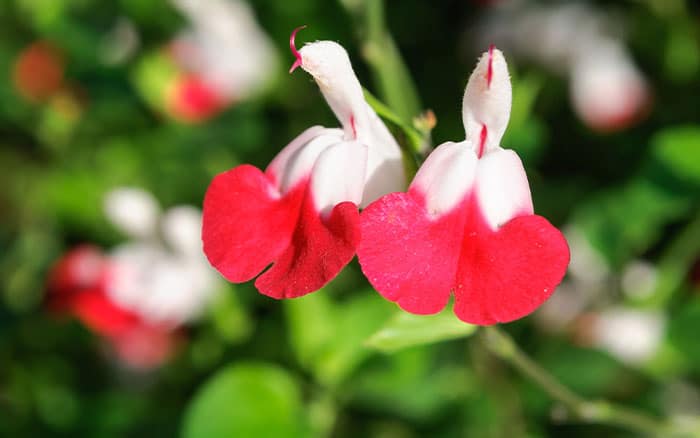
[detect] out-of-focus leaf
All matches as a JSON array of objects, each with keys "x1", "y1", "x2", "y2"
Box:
[
  {"x1": 182, "y1": 362, "x2": 308, "y2": 438},
  {"x1": 285, "y1": 290, "x2": 393, "y2": 386},
  {"x1": 665, "y1": 23, "x2": 700, "y2": 82},
  {"x1": 314, "y1": 292, "x2": 393, "y2": 385},
  {"x1": 348, "y1": 348, "x2": 474, "y2": 421},
  {"x1": 667, "y1": 298, "x2": 700, "y2": 371},
  {"x1": 575, "y1": 178, "x2": 691, "y2": 266},
  {"x1": 131, "y1": 50, "x2": 178, "y2": 116},
  {"x1": 285, "y1": 292, "x2": 336, "y2": 371},
  {"x1": 652, "y1": 125, "x2": 700, "y2": 185},
  {"x1": 209, "y1": 286, "x2": 252, "y2": 344},
  {"x1": 366, "y1": 307, "x2": 477, "y2": 353}
]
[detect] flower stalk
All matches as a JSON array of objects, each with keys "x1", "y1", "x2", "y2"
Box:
[{"x1": 480, "y1": 326, "x2": 685, "y2": 437}]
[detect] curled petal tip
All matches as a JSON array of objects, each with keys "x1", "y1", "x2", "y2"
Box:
[{"x1": 288, "y1": 25, "x2": 307, "y2": 73}]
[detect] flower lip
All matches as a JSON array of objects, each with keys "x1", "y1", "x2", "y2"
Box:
[{"x1": 288, "y1": 25, "x2": 307, "y2": 73}]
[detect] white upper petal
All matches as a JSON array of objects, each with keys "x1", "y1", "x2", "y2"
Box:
[
  {"x1": 103, "y1": 187, "x2": 160, "y2": 238},
  {"x1": 361, "y1": 103, "x2": 405, "y2": 206},
  {"x1": 462, "y1": 48, "x2": 512, "y2": 152},
  {"x1": 410, "y1": 141, "x2": 478, "y2": 218},
  {"x1": 296, "y1": 41, "x2": 406, "y2": 202},
  {"x1": 266, "y1": 126, "x2": 343, "y2": 192},
  {"x1": 310, "y1": 140, "x2": 368, "y2": 217},
  {"x1": 475, "y1": 148, "x2": 533, "y2": 230},
  {"x1": 299, "y1": 41, "x2": 367, "y2": 138}
]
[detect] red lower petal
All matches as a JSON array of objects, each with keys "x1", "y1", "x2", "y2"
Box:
[
  {"x1": 359, "y1": 192, "x2": 569, "y2": 325},
  {"x1": 357, "y1": 191, "x2": 459, "y2": 314},
  {"x1": 454, "y1": 200, "x2": 570, "y2": 325},
  {"x1": 202, "y1": 165, "x2": 305, "y2": 283},
  {"x1": 203, "y1": 164, "x2": 360, "y2": 298},
  {"x1": 255, "y1": 195, "x2": 360, "y2": 299}
]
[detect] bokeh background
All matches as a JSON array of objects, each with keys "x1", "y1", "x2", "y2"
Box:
[{"x1": 1, "y1": 0, "x2": 700, "y2": 436}]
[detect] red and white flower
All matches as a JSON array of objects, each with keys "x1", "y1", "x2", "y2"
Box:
[
  {"x1": 357, "y1": 47, "x2": 570, "y2": 325},
  {"x1": 46, "y1": 187, "x2": 219, "y2": 370},
  {"x1": 103, "y1": 188, "x2": 219, "y2": 325},
  {"x1": 166, "y1": 0, "x2": 277, "y2": 122},
  {"x1": 202, "y1": 30, "x2": 405, "y2": 299},
  {"x1": 46, "y1": 245, "x2": 179, "y2": 370}
]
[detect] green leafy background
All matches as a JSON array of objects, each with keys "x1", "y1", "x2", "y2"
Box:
[{"x1": 1, "y1": 0, "x2": 700, "y2": 437}]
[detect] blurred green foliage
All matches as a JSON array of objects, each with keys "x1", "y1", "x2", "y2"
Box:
[{"x1": 1, "y1": 0, "x2": 700, "y2": 437}]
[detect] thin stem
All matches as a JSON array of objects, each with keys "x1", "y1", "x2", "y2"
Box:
[
  {"x1": 339, "y1": 0, "x2": 422, "y2": 123},
  {"x1": 481, "y1": 326, "x2": 680, "y2": 437},
  {"x1": 639, "y1": 210, "x2": 700, "y2": 307}
]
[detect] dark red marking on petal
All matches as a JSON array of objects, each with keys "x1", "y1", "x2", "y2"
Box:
[
  {"x1": 288, "y1": 25, "x2": 307, "y2": 73},
  {"x1": 255, "y1": 195, "x2": 360, "y2": 299},
  {"x1": 349, "y1": 115, "x2": 357, "y2": 139},
  {"x1": 202, "y1": 163, "x2": 360, "y2": 298},
  {"x1": 358, "y1": 190, "x2": 569, "y2": 325},
  {"x1": 486, "y1": 44, "x2": 495, "y2": 88},
  {"x1": 477, "y1": 124, "x2": 488, "y2": 158}
]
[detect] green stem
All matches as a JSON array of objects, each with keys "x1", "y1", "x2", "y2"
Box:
[
  {"x1": 340, "y1": 0, "x2": 422, "y2": 123},
  {"x1": 640, "y1": 211, "x2": 700, "y2": 307},
  {"x1": 481, "y1": 326, "x2": 679, "y2": 437}
]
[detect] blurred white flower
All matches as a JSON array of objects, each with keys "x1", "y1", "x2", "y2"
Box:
[
  {"x1": 535, "y1": 281, "x2": 590, "y2": 332},
  {"x1": 104, "y1": 187, "x2": 160, "y2": 239},
  {"x1": 564, "y1": 225, "x2": 610, "y2": 286},
  {"x1": 621, "y1": 259, "x2": 658, "y2": 300},
  {"x1": 570, "y1": 40, "x2": 649, "y2": 132},
  {"x1": 99, "y1": 17, "x2": 140, "y2": 66},
  {"x1": 591, "y1": 308, "x2": 665, "y2": 365},
  {"x1": 170, "y1": 0, "x2": 277, "y2": 101},
  {"x1": 477, "y1": 2, "x2": 649, "y2": 132},
  {"x1": 104, "y1": 187, "x2": 219, "y2": 326}
]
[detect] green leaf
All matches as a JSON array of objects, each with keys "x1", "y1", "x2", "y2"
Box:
[
  {"x1": 348, "y1": 348, "x2": 474, "y2": 420},
  {"x1": 182, "y1": 362, "x2": 307, "y2": 438},
  {"x1": 313, "y1": 293, "x2": 393, "y2": 385},
  {"x1": 285, "y1": 291, "x2": 393, "y2": 386},
  {"x1": 366, "y1": 307, "x2": 477, "y2": 353},
  {"x1": 652, "y1": 125, "x2": 700, "y2": 185},
  {"x1": 285, "y1": 292, "x2": 336, "y2": 371}
]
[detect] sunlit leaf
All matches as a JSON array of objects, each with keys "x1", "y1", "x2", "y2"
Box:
[
  {"x1": 366, "y1": 307, "x2": 477, "y2": 353},
  {"x1": 653, "y1": 125, "x2": 700, "y2": 185}
]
